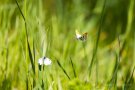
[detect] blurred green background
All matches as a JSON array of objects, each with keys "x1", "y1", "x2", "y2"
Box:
[{"x1": 0, "y1": 0, "x2": 135, "y2": 90}]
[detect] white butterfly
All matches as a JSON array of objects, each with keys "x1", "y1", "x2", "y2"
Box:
[{"x1": 38, "y1": 57, "x2": 52, "y2": 66}]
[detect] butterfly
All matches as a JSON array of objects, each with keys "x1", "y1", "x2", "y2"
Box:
[
  {"x1": 75, "y1": 30, "x2": 88, "y2": 41},
  {"x1": 38, "y1": 56, "x2": 52, "y2": 70}
]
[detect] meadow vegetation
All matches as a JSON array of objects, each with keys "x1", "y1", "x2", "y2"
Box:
[{"x1": 0, "y1": 0, "x2": 135, "y2": 90}]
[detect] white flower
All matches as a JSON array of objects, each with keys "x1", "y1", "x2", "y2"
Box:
[{"x1": 38, "y1": 57, "x2": 52, "y2": 66}]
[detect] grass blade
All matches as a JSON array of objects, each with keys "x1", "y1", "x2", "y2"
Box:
[
  {"x1": 15, "y1": 0, "x2": 35, "y2": 74},
  {"x1": 70, "y1": 57, "x2": 77, "y2": 78},
  {"x1": 33, "y1": 40, "x2": 35, "y2": 66},
  {"x1": 127, "y1": 66, "x2": 135, "y2": 84},
  {"x1": 56, "y1": 59, "x2": 71, "y2": 80},
  {"x1": 27, "y1": 41, "x2": 35, "y2": 74},
  {"x1": 26, "y1": 76, "x2": 28, "y2": 90},
  {"x1": 41, "y1": 80, "x2": 44, "y2": 90},
  {"x1": 108, "y1": 52, "x2": 118, "y2": 88},
  {"x1": 88, "y1": 0, "x2": 106, "y2": 77},
  {"x1": 124, "y1": 66, "x2": 135, "y2": 89},
  {"x1": 108, "y1": 34, "x2": 121, "y2": 88},
  {"x1": 5, "y1": 48, "x2": 8, "y2": 78}
]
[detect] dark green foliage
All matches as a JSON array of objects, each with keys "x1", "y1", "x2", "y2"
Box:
[{"x1": 0, "y1": 0, "x2": 134, "y2": 89}]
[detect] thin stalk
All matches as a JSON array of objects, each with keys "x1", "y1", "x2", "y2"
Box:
[
  {"x1": 128, "y1": 66, "x2": 135, "y2": 83},
  {"x1": 124, "y1": 0, "x2": 134, "y2": 39},
  {"x1": 5, "y1": 48, "x2": 8, "y2": 78},
  {"x1": 41, "y1": 80, "x2": 44, "y2": 90},
  {"x1": 95, "y1": 58, "x2": 98, "y2": 85},
  {"x1": 26, "y1": 77, "x2": 29, "y2": 90},
  {"x1": 33, "y1": 40, "x2": 36, "y2": 87},
  {"x1": 24, "y1": 0, "x2": 28, "y2": 74},
  {"x1": 89, "y1": 0, "x2": 106, "y2": 77},
  {"x1": 108, "y1": 52, "x2": 119, "y2": 88},
  {"x1": 82, "y1": 42, "x2": 88, "y2": 61},
  {"x1": 124, "y1": 66, "x2": 135, "y2": 89},
  {"x1": 108, "y1": 34, "x2": 121, "y2": 88}
]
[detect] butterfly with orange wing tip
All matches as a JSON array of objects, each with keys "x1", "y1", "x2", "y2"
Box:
[{"x1": 75, "y1": 30, "x2": 88, "y2": 41}]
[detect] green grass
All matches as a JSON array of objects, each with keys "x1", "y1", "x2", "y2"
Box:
[{"x1": 0, "y1": 0, "x2": 135, "y2": 90}]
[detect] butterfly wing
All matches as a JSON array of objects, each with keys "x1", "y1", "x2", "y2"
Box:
[
  {"x1": 75, "y1": 30, "x2": 82, "y2": 39},
  {"x1": 82, "y1": 32, "x2": 88, "y2": 40},
  {"x1": 38, "y1": 57, "x2": 44, "y2": 65},
  {"x1": 44, "y1": 58, "x2": 52, "y2": 65}
]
